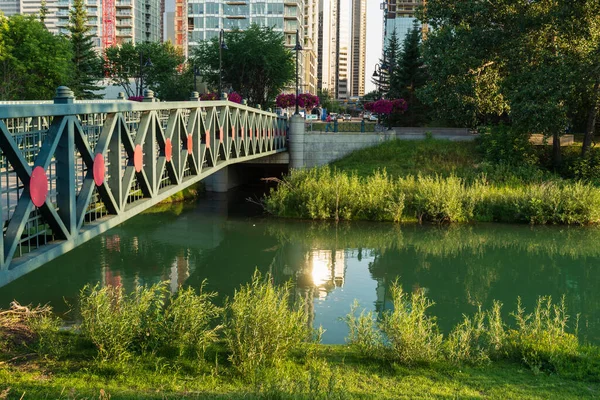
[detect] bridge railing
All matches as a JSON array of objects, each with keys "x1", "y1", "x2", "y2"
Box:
[{"x1": 0, "y1": 87, "x2": 287, "y2": 278}]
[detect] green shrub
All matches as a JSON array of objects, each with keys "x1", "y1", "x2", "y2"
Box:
[
  {"x1": 224, "y1": 270, "x2": 311, "y2": 379},
  {"x1": 507, "y1": 296, "x2": 579, "y2": 374},
  {"x1": 163, "y1": 283, "x2": 222, "y2": 358},
  {"x1": 379, "y1": 282, "x2": 443, "y2": 365},
  {"x1": 477, "y1": 125, "x2": 537, "y2": 166},
  {"x1": 408, "y1": 175, "x2": 473, "y2": 223},
  {"x1": 343, "y1": 300, "x2": 382, "y2": 358},
  {"x1": 446, "y1": 309, "x2": 489, "y2": 366}
]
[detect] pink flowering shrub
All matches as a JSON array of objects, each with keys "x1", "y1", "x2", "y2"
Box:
[
  {"x1": 276, "y1": 93, "x2": 296, "y2": 109},
  {"x1": 128, "y1": 96, "x2": 144, "y2": 102},
  {"x1": 276, "y1": 93, "x2": 320, "y2": 111},
  {"x1": 297, "y1": 93, "x2": 320, "y2": 110},
  {"x1": 363, "y1": 99, "x2": 407, "y2": 115},
  {"x1": 200, "y1": 92, "x2": 219, "y2": 101},
  {"x1": 363, "y1": 98, "x2": 408, "y2": 128},
  {"x1": 228, "y1": 92, "x2": 243, "y2": 104}
]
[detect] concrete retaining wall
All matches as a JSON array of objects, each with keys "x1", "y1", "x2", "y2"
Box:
[{"x1": 304, "y1": 128, "x2": 476, "y2": 168}]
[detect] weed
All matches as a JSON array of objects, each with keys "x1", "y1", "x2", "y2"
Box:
[{"x1": 223, "y1": 270, "x2": 311, "y2": 380}]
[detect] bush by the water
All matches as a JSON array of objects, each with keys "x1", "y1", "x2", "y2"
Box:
[
  {"x1": 224, "y1": 270, "x2": 312, "y2": 379},
  {"x1": 78, "y1": 282, "x2": 221, "y2": 361},
  {"x1": 263, "y1": 166, "x2": 600, "y2": 224},
  {"x1": 344, "y1": 289, "x2": 584, "y2": 375}
]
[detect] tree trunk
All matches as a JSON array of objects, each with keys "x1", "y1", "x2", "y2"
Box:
[
  {"x1": 582, "y1": 80, "x2": 600, "y2": 157},
  {"x1": 552, "y1": 131, "x2": 562, "y2": 169}
]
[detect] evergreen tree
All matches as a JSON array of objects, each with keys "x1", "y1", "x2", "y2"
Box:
[
  {"x1": 393, "y1": 21, "x2": 428, "y2": 126},
  {"x1": 67, "y1": 0, "x2": 102, "y2": 99},
  {"x1": 372, "y1": 28, "x2": 401, "y2": 98},
  {"x1": 39, "y1": 0, "x2": 48, "y2": 24}
]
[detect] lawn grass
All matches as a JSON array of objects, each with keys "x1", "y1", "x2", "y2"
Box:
[
  {"x1": 1, "y1": 345, "x2": 598, "y2": 399},
  {"x1": 330, "y1": 139, "x2": 480, "y2": 178}
]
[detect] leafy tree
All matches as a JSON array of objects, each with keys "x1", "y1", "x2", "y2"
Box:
[
  {"x1": 420, "y1": 0, "x2": 600, "y2": 166},
  {"x1": 105, "y1": 42, "x2": 138, "y2": 97},
  {"x1": 191, "y1": 24, "x2": 294, "y2": 107},
  {"x1": 318, "y1": 89, "x2": 340, "y2": 113},
  {"x1": 0, "y1": 15, "x2": 73, "y2": 100},
  {"x1": 392, "y1": 21, "x2": 428, "y2": 126},
  {"x1": 105, "y1": 41, "x2": 190, "y2": 100},
  {"x1": 67, "y1": 0, "x2": 102, "y2": 99},
  {"x1": 40, "y1": 0, "x2": 49, "y2": 24}
]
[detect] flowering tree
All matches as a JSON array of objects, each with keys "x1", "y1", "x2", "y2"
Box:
[
  {"x1": 363, "y1": 98, "x2": 408, "y2": 128},
  {"x1": 276, "y1": 93, "x2": 296, "y2": 109},
  {"x1": 128, "y1": 96, "x2": 143, "y2": 102}
]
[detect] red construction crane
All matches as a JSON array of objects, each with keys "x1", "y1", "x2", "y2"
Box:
[{"x1": 103, "y1": 0, "x2": 116, "y2": 50}]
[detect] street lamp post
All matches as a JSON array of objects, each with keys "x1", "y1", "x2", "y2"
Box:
[
  {"x1": 372, "y1": 63, "x2": 384, "y2": 99},
  {"x1": 139, "y1": 52, "x2": 153, "y2": 97},
  {"x1": 294, "y1": 29, "x2": 303, "y2": 115},
  {"x1": 193, "y1": 65, "x2": 200, "y2": 93},
  {"x1": 218, "y1": 29, "x2": 228, "y2": 97}
]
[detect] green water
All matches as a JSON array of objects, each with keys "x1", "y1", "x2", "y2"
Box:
[{"x1": 1, "y1": 192, "x2": 599, "y2": 344}]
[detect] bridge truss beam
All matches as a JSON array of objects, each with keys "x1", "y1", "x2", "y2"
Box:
[{"x1": 0, "y1": 88, "x2": 288, "y2": 286}]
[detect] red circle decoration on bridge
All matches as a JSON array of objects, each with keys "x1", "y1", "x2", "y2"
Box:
[
  {"x1": 134, "y1": 144, "x2": 143, "y2": 173},
  {"x1": 29, "y1": 166, "x2": 48, "y2": 208},
  {"x1": 93, "y1": 153, "x2": 105, "y2": 186},
  {"x1": 165, "y1": 138, "x2": 173, "y2": 162},
  {"x1": 187, "y1": 134, "x2": 193, "y2": 155}
]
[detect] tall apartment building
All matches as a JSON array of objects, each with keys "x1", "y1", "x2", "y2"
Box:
[
  {"x1": 0, "y1": 0, "x2": 21, "y2": 16},
  {"x1": 0, "y1": 0, "x2": 162, "y2": 50},
  {"x1": 187, "y1": 0, "x2": 312, "y2": 94},
  {"x1": 303, "y1": 0, "x2": 318, "y2": 95},
  {"x1": 317, "y1": 0, "x2": 365, "y2": 99},
  {"x1": 383, "y1": 0, "x2": 425, "y2": 47}
]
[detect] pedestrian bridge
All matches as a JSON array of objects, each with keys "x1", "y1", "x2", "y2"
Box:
[{"x1": 0, "y1": 87, "x2": 287, "y2": 286}]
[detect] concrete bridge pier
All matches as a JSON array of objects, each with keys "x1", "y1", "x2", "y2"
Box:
[
  {"x1": 289, "y1": 114, "x2": 305, "y2": 169},
  {"x1": 204, "y1": 166, "x2": 242, "y2": 193}
]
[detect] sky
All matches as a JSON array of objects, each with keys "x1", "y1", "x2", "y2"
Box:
[{"x1": 364, "y1": 1, "x2": 384, "y2": 94}]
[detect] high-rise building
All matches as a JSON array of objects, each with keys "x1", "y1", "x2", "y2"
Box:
[
  {"x1": 350, "y1": 0, "x2": 365, "y2": 97},
  {"x1": 303, "y1": 0, "x2": 318, "y2": 95},
  {"x1": 187, "y1": 0, "x2": 312, "y2": 94},
  {"x1": 0, "y1": 0, "x2": 163, "y2": 51},
  {"x1": 0, "y1": 0, "x2": 21, "y2": 16},
  {"x1": 383, "y1": 0, "x2": 426, "y2": 48},
  {"x1": 317, "y1": 0, "x2": 365, "y2": 99}
]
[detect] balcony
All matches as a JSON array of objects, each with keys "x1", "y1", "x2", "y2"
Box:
[{"x1": 116, "y1": 1, "x2": 132, "y2": 7}]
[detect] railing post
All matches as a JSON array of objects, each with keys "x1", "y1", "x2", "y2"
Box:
[
  {"x1": 117, "y1": 92, "x2": 126, "y2": 100},
  {"x1": 190, "y1": 91, "x2": 199, "y2": 101},
  {"x1": 142, "y1": 89, "x2": 155, "y2": 102},
  {"x1": 221, "y1": 93, "x2": 228, "y2": 101},
  {"x1": 334, "y1": 120, "x2": 338, "y2": 133},
  {"x1": 54, "y1": 86, "x2": 75, "y2": 104},
  {"x1": 289, "y1": 114, "x2": 305, "y2": 169}
]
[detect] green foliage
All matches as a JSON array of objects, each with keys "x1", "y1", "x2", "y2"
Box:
[
  {"x1": 67, "y1": 0, "x2": 102, "y2": 99},
  {"x1": 343, "y1": 300, "x2": 382, "y2": 359},
  {"x1": 507, "y1": 296, "x2": 579, "y2": 374},
  {"x1": 191, "y1": 24, "x2": 294, "y2": 107},
  {"x1": 390, "y1": 21, "x2": 428, "y2": 126},
  {"x1": 0, "y1": 15, "x2": 73, "y2": 100},
  {"x1": 78, "y1": 282, "x2": 221, "y2": 362},
  {"x1": 105, "y1": 41, "x2": 189, "y2": 100},
  {"x1": 163, "y1": 284, "x2": 222, "y2": 358},
  {"x1": 223, "y1": 270, "x2": 311, "y2": 379},
  {"x1": 263, "y1": 167, "x2": 405, "y2": 222},
  {"x1": 379, "y1": 282, "x2": 444, "y2": 365},
  {"x1": 477, "y1": 125, "x2": 537, "y2": 166}
]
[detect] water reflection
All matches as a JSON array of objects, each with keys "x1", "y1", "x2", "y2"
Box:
[{"x1": 0, "y1": 192, "x2": 599, "y2": 344}]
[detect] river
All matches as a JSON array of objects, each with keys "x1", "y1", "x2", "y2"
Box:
[{"x1": 1, "y1": 190, "x2": 599, "y2": 344}]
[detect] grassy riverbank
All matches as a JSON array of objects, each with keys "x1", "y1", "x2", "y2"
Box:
[
  {"x1": 1, "y1": 274, "x2": 599, "y2": 399},
  {"x1": 264, "y1": 139, "x2": 600, "y2": 224}
]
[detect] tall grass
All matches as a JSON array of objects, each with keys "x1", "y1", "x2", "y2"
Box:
[
  {"x1": 78, "y1": 282, "x2": 221, "y2": 362},
  {"x1": 264, "y1": 166, "x2": 600, "y2": 225},
  {"x1": 344, "y1": 291, "x2": 582, "y2": 374},
  {"x1": 223, "y1": 270, "x2": 312, "y2": 379}
]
